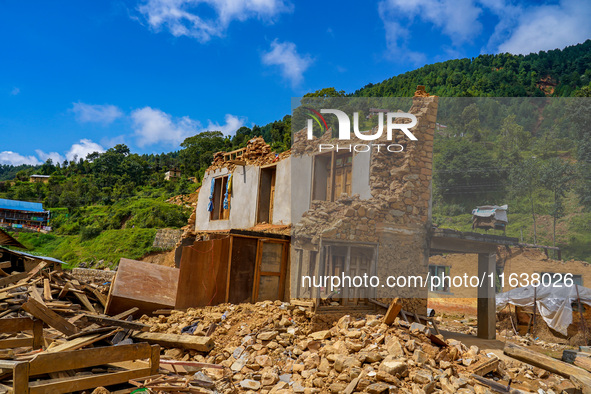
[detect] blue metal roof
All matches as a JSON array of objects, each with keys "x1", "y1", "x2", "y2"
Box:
[
  {"x1": 0, "y1": 247, "x2": 65, "y2": 265},
  {"x1": 0, "y1": 198, "x2": 46, "y2": 213}
]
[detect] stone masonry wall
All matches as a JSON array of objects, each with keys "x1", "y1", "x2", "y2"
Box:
[
  {"x1": 292, "y1": 87, "x2": 438, "y2": 313},
  {"x1": 153, "y1": 228, "x2": 184, "y2": 250}
]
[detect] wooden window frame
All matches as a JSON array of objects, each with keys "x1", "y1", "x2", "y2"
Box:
[
  {"x1": 312, "y1": 150, "x2": 353, "y2": 203},
  {"x1": 210, "y1": 175, "x2": 230, "y2": 221}
]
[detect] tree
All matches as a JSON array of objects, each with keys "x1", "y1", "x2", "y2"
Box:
[
  {"x1": 304, "y1": 87, "x2": 346, "y2": 98},
  {"x1": 510, "y1": 158, "x2": 541, "y2": 244},
  {"x1": 180, "y1": 131, "x2": 228, "y2": 176},
  {"x1": 499, "y1": 114, "x2": 531, "y2": 151},
  {"x1": 540, "y1": 158, "x2": 573, "y2": 247},
  {"x1": 433, "y1": 139, "x2": 505, "y2": 206}
]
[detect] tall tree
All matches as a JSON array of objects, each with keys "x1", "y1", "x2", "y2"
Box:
[
  {"x1": 540, "y1": 158, "x2": 573, "y2": 247},
  {"x1": 510, "y1": 158, "x2": 541, "y2": 244}
]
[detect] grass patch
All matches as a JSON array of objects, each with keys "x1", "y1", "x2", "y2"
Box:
[{"x1": 12, "y1": 228, "x2": 159, "y2": 268}]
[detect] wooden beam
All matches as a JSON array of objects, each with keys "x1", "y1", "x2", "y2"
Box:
[
  {"x1": 22, "y1": 299, "x2": 79, "y2": 336},
  {"x1": 477, "y1": 252, "x2": 496, "y2": 339},
  {"x1": 0, "y1": 272, "x2": 29, "y2": 287},
  {"x1": 131, "y1": 332, "x2": 214, "y2": 353},
  {"x1": 504, "y1": 343, "x2": 591, "y2": 391},
  {"x1": 83, "y1": 315, "x2": 150, "y2": 331},
  {"x1": 43, "y1": 279, "x2": 53, "y2": 300},
  {"x1": 383, "y1": 300, "x2": 402, "y2": 325}
]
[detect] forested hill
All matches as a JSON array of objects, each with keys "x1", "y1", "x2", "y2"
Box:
[{"x1": 353, "y1": 40, "x2": 591, "y2": 98}]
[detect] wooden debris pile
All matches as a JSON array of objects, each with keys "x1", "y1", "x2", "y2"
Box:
[{"x1": 0, "y1": 261, "x2": 217, "y2": 393}]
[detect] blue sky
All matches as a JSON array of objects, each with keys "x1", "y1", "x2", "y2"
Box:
[{"x1": 1, "y1": 0, "x2": 590, "y2": 165}]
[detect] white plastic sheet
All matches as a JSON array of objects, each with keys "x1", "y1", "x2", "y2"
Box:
[{"x1": 496, "y1": 284, "x2": 591, "y2": 335}]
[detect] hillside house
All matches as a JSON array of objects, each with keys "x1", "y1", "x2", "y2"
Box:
[
  {"x1": 164, "y1": 168, "x2": 181, "y2": 181},
  {"x1": 0, "y1": 198, "x2": 50, "y2": 231},
  {"x1": 29, "y1": 174, "x2": 50, "y2": 183}
]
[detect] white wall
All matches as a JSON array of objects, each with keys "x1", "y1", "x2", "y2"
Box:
[
  {"x1": 195, "y1": 165, "x2": 259, "y2": 231},
  {"x1": 290, "y1": 155, "x2": 313, "y2": 226},
  {"x1": 195, "y1": 158, "x2": 292, "y2": 231},
  {"x1": 271, "y1": 158, "x2": 291, "y2": 225},
  {"x1": 352, "y1": 150, "x2": 372, "y2": 200}
]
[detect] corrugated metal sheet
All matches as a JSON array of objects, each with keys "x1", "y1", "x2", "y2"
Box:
[
  {"x1": 0, "y1": 198, "x2": 46, "y2": 213},
  {"x1": 472, "y1": 205, "x2": 508, "y2": 223},
  {"x1": 0, "y1": 246, "x2": 65, "y2": 264}
]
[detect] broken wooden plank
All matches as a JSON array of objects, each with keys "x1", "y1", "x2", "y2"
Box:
[
  {"x1": 43, "y1": 279, "x2": 53, "y2": 300},
  {"x1": 470, "y1": 355, "x2": 499, "y2": 376},
  {"x1": 29, "y1": 286, "x2": 46, "y2": 306},
  {"x1": 45, "y1": 330, "x2": 118, "y2": 353},
  {"x1": 0, "y1": 272, "x2": 29, "y2": 287},
  {"x1": 563, "y1": 349, "x2": 591, "y2": 363},
  {"x1": 22, "y1": 298, "x2": 79, "y2": 336},
  {"x1": 383, "y1": 301, "x2": 402, "y2": 325},
  {"x1": 57, "y1": 282, "x2": 72, "y2": 299},
  {"x1": 158, "y1": 359, "x2": 223, "y2": 369},
  {"x1": 90, "y1": 287, "x2": 107, "y2": 308},
  {"x1": 83, "y1": 315, "x2": 150, "y2": 331},
  {"x1": 71, "y1": 280, "x2": 97, "y2": 314},
  {"x1": 112, "y1": 307, "x2": 139, "y2": 320},
  {"x1": 470, "y1": 374, "x2": 529, "y2": 394},
  {"x1": 131, "y1": 332, "x2": 214, "y2": 352},
  {"x1": 504, "y1": 343, "x2": 591, "y2": 390},
  {"x1": 18, "y1": 261, "x2": 48, "y2": 284}
]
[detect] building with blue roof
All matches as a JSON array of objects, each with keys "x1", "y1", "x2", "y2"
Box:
[{"x1": 0, "y1": 198, "x2": 50, "y2": 231}]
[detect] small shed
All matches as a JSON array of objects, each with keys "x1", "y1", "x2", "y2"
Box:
[{"x1": 471, "y1": 205, "x2": 508, "y2": 234}]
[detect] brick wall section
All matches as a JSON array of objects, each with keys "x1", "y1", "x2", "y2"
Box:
[{"x1": 152, "y1": 228, "x2": 184, "y2": 250}]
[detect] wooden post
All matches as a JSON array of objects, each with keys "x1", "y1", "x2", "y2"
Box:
[
  {"x1": 477, "y1": 252, "x2": 496, "y2": 339},
  {"x1": 576, "y1": 285, "x2": 589, "y2": 345}
]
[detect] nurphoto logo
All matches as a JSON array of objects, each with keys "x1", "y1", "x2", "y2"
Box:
[{"x1": 305, "y1": 107, "x2": 418, "y2": 153}]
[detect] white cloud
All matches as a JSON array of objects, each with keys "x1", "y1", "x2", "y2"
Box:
[
  {"x1": 379, "y1": 0, "x2": 483, "y2": 53},
  {"x1": 65, "y1": 139, "x2": 105, "y2": 161},
  {"x1": 10, "y1": 87, "x2": 20, "y2": 96},
  {"x1": 378, "y1": 0, "x2": 591, "y2": 59},
  {"x1": 496, "y1": 0, "x2": 591, "y2": 55},
  {"x1": 261, "y1": 39, "x2": 313, "y2": 86},
  {"x1": 71, "y1": 102, "x2": 123, "y2": 124},
  {"x1": 207, "y1": 114, "x2": 246, "y2": 136},
  {"x1": 131, "y1": 106, "x2": 245, "y2": 146},
  {"x1": 3, "y1": 140, "x2": 104, "y2": 167},
  {"x1": 131, "y1": 107, "x2": 199, "y2": 147},
  {"x1": 35, "y1": 150, "x2": 65, "y2": 164},
  {"x1": 0, "y1": 151, "x2": 41, "y2": 166},
  {"x1": 137, "y1": 0, "x2": 292, "y2": 42}
]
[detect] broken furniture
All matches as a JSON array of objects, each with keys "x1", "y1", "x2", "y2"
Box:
[
  {"x1": 0, "y1": 318, "x2": 43, "y2": 350},
  {"x1": 176, "y1": 229, "x2": 290, "y2": 308},
  {"x1": 105, "y1": 258, "x2": 179, "y2": 317},
  {"x1": 0, "y1": 343, "x2": 159, "y2": 393}
]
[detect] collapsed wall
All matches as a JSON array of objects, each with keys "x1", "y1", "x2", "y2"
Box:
[{"x1": 292, "y1": 87, "x2": 438, "y2": 312}]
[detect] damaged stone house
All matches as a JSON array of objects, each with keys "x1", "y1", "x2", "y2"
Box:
[
  {"x1": 171, "y1": 89, "x2": 440, "y2": 315},
  {"x1": 174, "y1": 138, "x2": 293, "y2": 309},
  {"x1": 290, "y1": 90, "x2": 438, "y2": 314}
]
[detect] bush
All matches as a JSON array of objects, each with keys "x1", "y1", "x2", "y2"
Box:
[{"x1": 80, "y1": 225, "x2": 102, "y2": 240}]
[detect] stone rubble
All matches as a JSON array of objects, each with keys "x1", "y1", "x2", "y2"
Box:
[{"x1": 138, "y1": 301, "x2": 575, "y2": 393}]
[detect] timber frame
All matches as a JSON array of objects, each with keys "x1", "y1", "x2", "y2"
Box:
[{"x1": 0, "y1": 343, "x2": 159, "y2": 393}]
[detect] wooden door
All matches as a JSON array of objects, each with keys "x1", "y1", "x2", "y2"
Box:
[{"x1": 252, "y1": 240, "x2": 287, "y2": 302}]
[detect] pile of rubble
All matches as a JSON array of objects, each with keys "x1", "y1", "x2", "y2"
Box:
[
  {"x1": 208, "y1": 137, "x2": 290, "y2": 173},
  {"x1": 137, "y1": 301, "x2": 577, "y2": 393},
  {"x1": 0, "y1": 261, "x2": 212, "y2": 393}
]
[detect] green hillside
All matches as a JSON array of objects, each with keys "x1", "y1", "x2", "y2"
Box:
[{"x1": 3, "y1": 41, "x2": 591, "y2": 265}]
